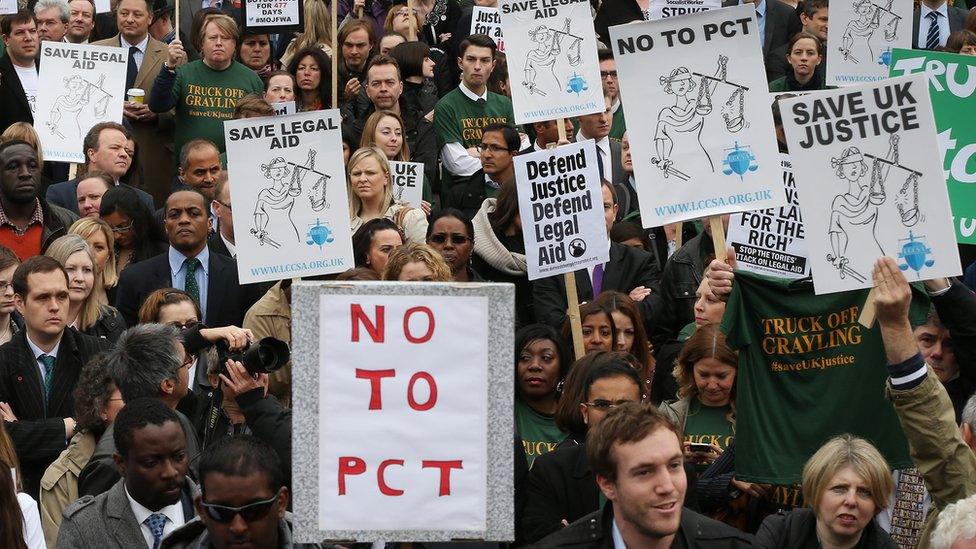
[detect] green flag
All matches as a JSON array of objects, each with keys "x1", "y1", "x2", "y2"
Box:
[{"x1": 890, "y1": 49, "x2": 976, "y2": 244}]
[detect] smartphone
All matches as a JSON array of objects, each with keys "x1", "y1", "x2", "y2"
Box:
[{"x1": 688, "y1": 443, "x2": 714, "y2": 453}]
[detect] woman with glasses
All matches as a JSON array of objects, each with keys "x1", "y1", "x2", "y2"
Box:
[
  {"x1": 425, "y1": 208, "x2": 479, "y2": 282},
  {"x1": 39, "y1": 354, "x2": 124, "y2": 546},
  {"x1": 0, "y1": 246, "x2": 20, "y2": 345},
  {"x1": 360, "y1": 110, "x2": 433, "y2": 206},
  {"x1": 69, "y1": 218, "x2": 118, "y2": 307},
  {"x1": 347, "y1": 147, "x2": 428, "y2": 244},
  {"x1": 514, "y1": 324, "x2": 571, "y2": 467},
  {"x1": 99, "y1": 186, "x2": 167, "y2": 274},
  {"x1": 45, "y1": 235, "x2": 125, "y2": 343}
]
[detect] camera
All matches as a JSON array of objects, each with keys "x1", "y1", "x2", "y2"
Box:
[{"x1": 215, "y1": 337, "x2": 290, "y2": 376}]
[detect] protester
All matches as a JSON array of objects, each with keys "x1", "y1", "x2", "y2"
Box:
[
  {"x1": 389, "y1": 41, "x2": 438, "y2": 112},
  {"x1": 352, "y1": 218, "x2": 405, "y2": 277},
  {"x1": 68, "y1": 218, "x2": 117, "y2": 306},
  {"x1": 279, "y1": 0, "x2": 333, "y2": 67},
  {"x1": 237, "y1": 32, "x2": 277, "y2": 80},
  {"x1": 914, "y1": 0, "x2": 969, "y2": 50},
  {"x1": 597, "y1": 291, "x2": 654, "y2": 398},
  {"x1": 243, "y1": 280, "x2": 293, "y2": 407},
  {"x1": 379, "y1": 32, "x2": 406, "y2": 55},
  {"x1": 359, "y1": 110, "x2": 433, "y2": 203},
  {"x1": 208, "y1": 173, "x2": 235, "y2": 259},
  {"x1": 0, "y1": 246, "x2": 21, "y2": 345},
  {"x1": 286, "y1": 46, "x2": 332, "y2": 111},
  {"x1": 347, "y1": 147, "x2": 427, "y2": 244},
  {"x1": 65, "y1": 0, "x2": 95, "y2": 44},
  {"x1": 336, "y1": 19, "x2": 376, "y2": 104},
  {"x1": 755, "y1": 434, "x2": 897, "y2": 548},
  {"x1": 73, "y1": 172, "x2": 112, "y2": 219},
  {"x1": 2, "y1": 420, "x2": 44, "y2": 549},
  {"x1": 426, "y1": 208, "x2": 479, "y2": 282},
  {"x1": 381, "y1": 241, "x2": 452, "y2": 281},
  {"x1": 0, "y1": 12, "x2": 39, "y2": 134},
  {"x1": 563, "y1": 299, "x2": 617, "y2": 354},
  {"x1": 264, "y1": 70, "x2": 297, "y2": 105},
  {"x1": 232, "y1": 93, "x2": 275, "y2": 119},
  {"x1": 946, "y1": 29, "x2": 976, "y2": 54},
  {"x1": 765, "y1": 0, "x2": 828, "y2": 82},
  {"x1": 931, "y1": 493, "x2": 976, "y2": 548},
  {"x1": 384, "y1": 5, "x2": 421, "y2": 39},
  {"x1": 768, "y1": 32, "x2": 826, "y2": 92},
  {"x1": 514, "y1": 323, "x2": 571, "y2": 467},
  {"x1": 448, "y1": 123, "x2": 519, "y2": 218},
  {"x1": 520, "y1": 118, "x2": 575, "y2": 155},
  {"x1": 33, "y1": 0, "x2": 68, "y2": 42},
  {"x1": 174, "y1": 139, "x2": 222, "y2": 205},
  {"x1": 409, "y1": 0, "x2": 460, "y2": 47},
  {"x1": 44, "y1": 235, "x2": 125, "y2": 342},
  {"x1": 609, "y1": 221, "x2": 652, "y2": 253},
  {"x1": 576, "y1": 93, "x2": 625, "y2": 185},
  {"x1": 98, "y1": 186, "x2": 166, "y2": 276}
]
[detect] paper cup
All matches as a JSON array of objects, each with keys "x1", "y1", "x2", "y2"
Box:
[{"x1": 127, "y1": 88, "x2": 145, "y2": 103}]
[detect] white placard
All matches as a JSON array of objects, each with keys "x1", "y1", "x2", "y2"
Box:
[
  {"x1": 35, "y1": 42, "x2": 126, "y2": 163},
  {"x1": 647, "y1": 0, "x2": 721, "y2": 20},
  {"x1": 0, "y1": 0, "x2": 17, "y2": 15},
  {"x1": 728, "y1": 155, "x2": 809, "y2": 279},
  {"x1": 610, "y1": 5, "x2": 785, "y2": 227},
  {"x1": 318, "y1": 294, "x2": 489, "y2": 531},
  {"x1": 827, "y1": 0, "x2": 911, "y2": 87},
  {"x1": 272, "y1": 101, "x2": 296, "y2": 116},
  {"x1": 499, "y1": 0, "x2": 603, "y2": 124},
  {"x1": 781, "y1": 74, "x2": 961, "y2": 294},
  {"x1": 94, "y1": 0, "x2": 110, "y2": 13},
  {"x1": 389, "y1": 161, "x2": 424, "y2": 208},
  {"x1": 245, "y1": 0, "x2": 300, "y2": 27},
  {"x1": 471, "y1": 6, "x2": 504, "y2": 52},
  {"x1": 224, "y1": 110, "x2": 353, "y2": 283},
  {"x1": 515, "y1": 140, "x2": 610, "y2": 280}
]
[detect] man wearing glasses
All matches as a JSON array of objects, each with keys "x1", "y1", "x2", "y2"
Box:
[
  {"x1": 598, "y1": 49, "x2": 627, "y2": 141},
  {"x1": 446, "y1": 123, "x2": 519, "y2": 218}
]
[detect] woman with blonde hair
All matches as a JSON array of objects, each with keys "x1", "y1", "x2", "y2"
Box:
[
  {"x1": 757, "y1": 434, "x2": 896, "y2": 548},
  {"x1": 347, "y1": 146, "x2": 427, "y2": 244},
  {"x1": 359, "y1": 110, "x2": 433, "y2": 204},
  {"x1": 69, "y1": 218, "x2": 118, "y2": 306},
  {"x1": 44, "y1": 235, "x2": 125, "y2": 342},
  {"x1": 280, "y1": 0, "x2": 334, "y2": 67},
  {"x1": 382, "y1": 241, "x2": 452, "y2": 281}
]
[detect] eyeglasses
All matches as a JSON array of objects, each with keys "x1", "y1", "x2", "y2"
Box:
[
  {"x1": 476, "y1": 143, "x2": 509, "y2": 154},
  {"x1": 110, "y1": 222, "x2": 134, "y2": 234},
  {"x1": 583, "y1": 399, "x2": 635, "y2": 410},
  {"x1": 0, "y1": 281, "x2": 10, "y2": 291},
  {"x1": 600, "y1": 70, "x2": 618, "y2": 79},
  {"x1": 395, "y1": 8, "x2": 416, "y2": 16},
  {"x1": 200, "y1": 489, "x2": 282, "y2": 523},
  {"x1": 180, "y1": 352, "x2": 195, "y2": 369},
  {"x1": 429, "y1": 234, "x2": 470, "y2": 245},
  {"x1": 169, "y1": 320, "x2": 199, "y2": 330},
  {"x1": 215, "y1": 200, "x2": 232, "y2": 212}
]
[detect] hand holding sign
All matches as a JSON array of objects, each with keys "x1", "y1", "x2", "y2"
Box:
[{"x1": 166, "y1": 39, "x2": 187, "y2": 69}]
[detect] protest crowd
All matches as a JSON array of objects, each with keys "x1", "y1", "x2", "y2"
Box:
[{"x1": 2, "y1": 0, "x2": 976, "y2": 546}]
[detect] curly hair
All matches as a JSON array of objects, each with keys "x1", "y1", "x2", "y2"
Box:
[
  {"x1": 382, "y1": 242, "x2": 452, "y2": 281},
  {"x1": 73, "y1": 353, "x2": 117, "y2": 439}
]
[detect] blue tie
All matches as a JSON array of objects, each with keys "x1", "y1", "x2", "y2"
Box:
[
  {"x1": 144, "y1": 513, "x2": 167, "y2": 549},
  {"x1": 926, "y1": 12, "x2": 941, "y2": 50},
  {"x1": 39, "y1": 354, "x2": 56, "y2": 401}
]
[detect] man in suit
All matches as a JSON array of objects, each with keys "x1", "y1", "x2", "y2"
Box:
[
  {"x1": 59, "y1": 398, "x2": 196, "y2": 548},
  {"x1": 576, "y1": 93, "x2": 629, "y2": 199},
  {"x1": 520, "y1": 118, "x2": 575, "y2": 155},
  {"x1": 93, "y1": 0, "x2": 177, "y2": 205},
  {"x1": 534, "y1": 181, "x2": 664, "y2": 336},
  {"x1": 34, "y1": 0, "x2": 69, "y2": 43},
  {"x1": 46, "y1": 122, "x2": 155, "y2": 214},
  {"x1": 65, "y1": 0, "x2": 96, "y2": 44},
  {"x1": 0, "y1": 11, "x2": 39, "y2": 134},
  {"x1": 722, "y1": 0, "x2": 794, "y2": 56},
  {"x1": 447, "y1": 123, "x2": 519, "y2": 219},
  {"x1": 0, "y1": 256, "x2": 108, "y2": 498},
  {"x1": 765, "y1": 0, "x2": 828, "y2": 82},
  {"x1": 914, "y1": 0, "x2": 970, "y2": 50},
  {"x1": 115, "y1": 189, "x2": 261, "y2": 328},
  {"x1": 208, "y1": 171, "x2": 234, "y2": 258}
]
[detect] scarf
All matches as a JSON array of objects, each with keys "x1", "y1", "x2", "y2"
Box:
[{"x1": 472, "y1": 199, "x2": 528, "y2": 276}]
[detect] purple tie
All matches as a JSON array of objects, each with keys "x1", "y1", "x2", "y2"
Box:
[{"x1": 592, "y1": 263, "x2": 604, "y2": 297}]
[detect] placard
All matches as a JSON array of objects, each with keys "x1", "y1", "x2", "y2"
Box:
[
  {"x1": 499, "y1": 0, "x2": 603, "y2": 123},
  {"x1": 728, "y1": 155, "x2": 809, "y2": 279},
  {"x1": 272, "y1": 101, "x2": 296, "y2": 116},
  {"x1": 242, "y1": 0, "x2": 304, "y2": 33},
  {"x1": 35, "y1": 42, "x2": 126, "y2": 163},
  {"x1": 647, "y1": 0, "x2": 721, "y2": 20},
  {"x1": 890, "y1": 49, "x2": 976, "y2": 244},
  {"x1": 389, "y1": 160, "x2": 424, "y2": 208},
  {"x1": 827, "y1": 0, "x2": 911, "y2": 86},
  {"x1": 780, "y1": 74, "x2": 961, "y2": 294},
  {"x1": 471, "y1": 6, "x2": 505, "y2": 52},
  {"x1": 94, "y1": 0, "x2": 110, "y2": 13},
  {"x1": 609, "y1": 5, "x2": 785, "y2": 227},
  {"x1": 291, "y1": 282, "x2": 515, "y2": 542},
  {"x1": 515, "y1": 140, "x2": 610, "y2": 280},
  {"x1": 224, "y1": 110, "x2": 353, "y2": 283},
  {"x1": 0, "y1": 0, "x2": 17, "y2": 15}
]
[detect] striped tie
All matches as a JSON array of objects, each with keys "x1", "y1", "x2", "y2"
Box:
[{"x1": 925, "y1": 12, "x2": 941, "y2": 50}]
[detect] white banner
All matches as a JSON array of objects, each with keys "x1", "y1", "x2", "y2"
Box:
[
  {"x1": 499, "y1": 0, "x2": 603, "y2": 124},
  {"x1": 781, "y1": 74, "x2": 961, "y2": 294},
  {"x1": 471, "y1": 6, "x2": 504, "y2": 52},
  {"x1": 224, "y1": 110, "x2": 353, "y2": 283},
  {"x1": 728, "y1": 155, "x2": 809, "y2": 279},
  {"x1": 389, "y1": 161, "x2": 424, "y2": 208},
  {"x1": 0, "y1": 0, "x2": 17, "y2": 15},
  {"x1": 318, "y1": 293, "x2": 488, "y2": 531},
  {"x1": 516, "y1": 140, "x2": 609, "y2": 280},
  {"x1": 94, "y1": 0, "x2": 110, "y2": 13},
  {"x1": 647, "y1": 0, "x2": 721, "y2": 20},
  {"x1": 35, "y1": 42, "x2": 126, "y2": 163},
  {"x1": 244, "y1": 0, "x2": 301, "y2": 28},
  {"x1": 827, "y1": 0, "x2": 911, "y2": 87},
  {"x1": 272, "y1": 101, "x2": 296, "y2": 116},
  {"x1": 610, "y1": 5, "x2": 785, "y2": 227}
]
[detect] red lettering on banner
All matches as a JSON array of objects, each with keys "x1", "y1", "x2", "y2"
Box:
[
  {"x1": 351, "y1": 304, "x2": 384, "y2": 342},
  {"x1": 403, "y1": 307, "x2": 435, "y2": 343},
  {"x1": 377, "y1": 459, "x2": 405, "y2": 496},
  {"x1": 407, "y1": 371, "x2": 438, "y2": 411},
  {"x1": 422, "y1": 460, "x2": 463, "y2": 496},
  {"x1": 355, "y1": 368, "x2": 396, "y2": 409},
  {"x1": 337, "y1": 456, "x2": 366, "y2": 495}
]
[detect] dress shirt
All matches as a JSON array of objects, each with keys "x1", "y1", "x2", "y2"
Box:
[
  {"x1": 124, "y1": 483, "x2": 185, "y2": 549},
  {"x1": 440, "y1": 82, "x2": 492, "y2": 177},
  {"x1": 25, "y1": 334, "x2": 61, "y2": 387},
  {"x1": 741, "y1": 0, "x2": 767, "y2": 46},
  {"x1": 121, "y1": 33, "x2": 150, "y2": 72},
  {"x1": 168, "y1": 246, "x2": 210, "y2": 322},
  {"x1": 220, "y1": 233, "x2": 236, "y2": 258},
  {"x1": 578, "y1": 132, "x2": 613, "y2": 182},
  {"x1": 918, "y1": 2, "x2": 951, "y2": 48}
]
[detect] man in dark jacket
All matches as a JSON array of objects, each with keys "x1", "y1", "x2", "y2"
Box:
[
  {"x1": 535, "y1": 402, "x2": 753, "y2": 548},
  {"x1": 0, "y1": 11, "x2": 38, "y2": 134}
]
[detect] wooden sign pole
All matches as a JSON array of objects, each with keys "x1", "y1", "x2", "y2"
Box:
[
  {"x1": 709, "y1": 216, "x2": 727, "y2": 262},
  {"x1": 407, "y1": 0, "x2": 417, "y2": 41},
  {"x1": 331, "y1": 0, "x2": 338, "y2": 109},
  {"x1": 550, "y1": 120, "x2": 585, "y2": 360}
]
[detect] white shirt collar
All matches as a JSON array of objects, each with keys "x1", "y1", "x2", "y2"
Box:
[
  {"x1": 746, "y1": 0, "x2": 766, "y2": 17},
  {"x1": 124, "y1": 483, "x2": 185, "y2": 534},
  {"x1": 168, "y1": 245, "x2": 210, "y2": 276},
  {"x1": 578, "y1": 133, "x2": 610, "y2": 155},
  {"x1": 920, "y1": 2, "x2": 948, "y2": 17},
  {"x1": 459, "y1": 82, "x2": 489, "y2": 102},
  {"x1": 611, "y1": 97, "x2": 621, "y2": 114},
  {"x1": 220, "y1": 233, "x2": 236, "y2": 258},
  {"x1": 121, "y1": 33, "x2": 150, "y2": 53},
  {"x1": 611, "y1": 515, "x2": 627, "y2": 549},
  {"x1": 26, "y1": 333, "x2": 61, "y2": 361}
]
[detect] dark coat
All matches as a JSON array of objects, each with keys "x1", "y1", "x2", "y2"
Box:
[
  {"x1": 658, "y1": 232, "x2": 709, "y2": 341},
  {"x1": 2, "y1": 197, "x2": 80, "y2": 258},
  {"x1": 534, "y1": 502, "x2": 754, "y2": 548},
  {"x1": 207, "y1": 231, "x2": 233, "y2": 258},
  {"x1": 755, "y1": 508, "x2": 897, "y2": 548},
  {"x1": 0, "y1": 329, "x2": 109, "y2": 498},
  {"x1": 46, "y1": 178, "x2": 155, "y2": 215},
  {"x1": 594, "y1": 0, "x2": 644, "y2": 46},
  {"x1": 721, "y1": 0, "x2": 795, "y2": 55},
  {"x1": 912, "y1": 6, "x2": 970, "y2": 48},
  {"x1": 81, "y1": 306, "x2": 127, "y2": 344},
  {"x1": 446, "y1": 169, "x2": 489, "y2": 219},
  {"x1": 235, "y1": 388, "x2": 292, "y2": 487},
  {"x1": 931, "y1": 280, "x2": 976, "y2": 422},
  {"x1": 0, "y1": 53, "x2": 34, "y2": 134},
  {"x1": 114, "y1": 246, "x2": 264, "y2": 329}
]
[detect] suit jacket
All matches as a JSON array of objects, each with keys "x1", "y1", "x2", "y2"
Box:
[
  {"x1": 207, "y1": 231, "x2": 233, "y2": 258},
  {"x1": 533, "y1": 242, "x2": 665, "y2": 337},
  {"x1": 521, "y1": 443, "x2": 600, "y2": 544},
  {"x1": 92, "y1": 34, "x2": 176, "y2": 205},
  {"x1": 114, "y1": 246, "x2": 263, "y2": 329},
  {"x1": 58, "y1": 477, "x2": 197, "y2": 549},
  {"x1": 912, "y1": 5, "x2": 970, "y2": 48},
  {"x1": 46, "y1": 178, "x2": 155, "y2": 215},
  {"x1": 722, "y1": 0, "x2": 794, "y2": 55},
  {"x1": 0, "y1": 329, "x2": 109, "y2": 498},
  {"x1": 0, "y1": 53, "x2": 34, "y2": 134}
]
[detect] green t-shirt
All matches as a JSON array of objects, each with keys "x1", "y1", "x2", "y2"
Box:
[
  {"x1": 433, "y1": 87, "x2": 515, "y2": 189},
  {"x1": 516, "y1": 399, "x2": 564, "y2": 468},
  {"x1": 610, "y1": 103, "x2": 626, "y2": 140},
  {"x1": 683, "y1": 400, "x2": 734, "y2": 473},
  {"x1": 722, "y1": 270, "x2": 927, "y2": 484},
  {"x1": 170, "y1": 60, "x2": 264, "y2": 158}
]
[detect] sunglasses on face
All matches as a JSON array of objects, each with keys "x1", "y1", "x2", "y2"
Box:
[
  {"x1": 429, "y1": 233, "x2": 470, "y2": 245},
  {"x1": 200, "y1": 489, "x2": 282, "y2": 523},
  {"x1": 584, "y1": 399, "x2": 635, "y2": 410}
]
